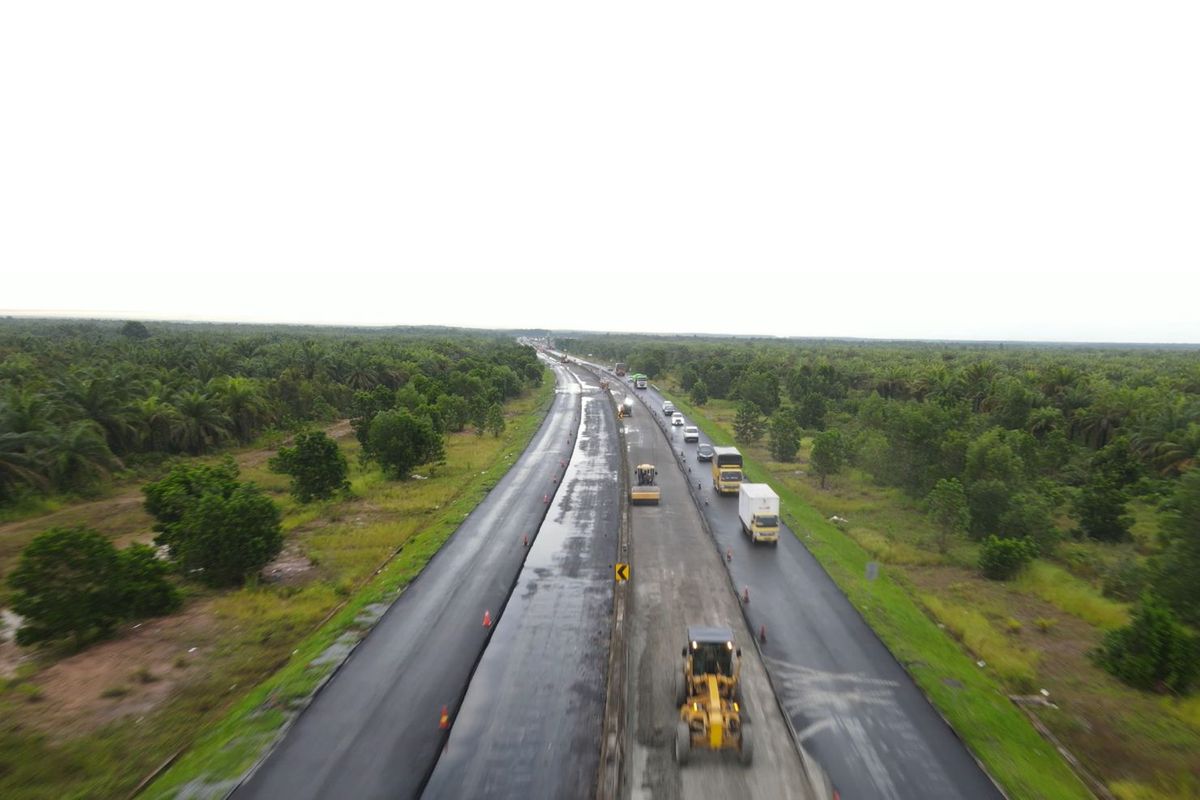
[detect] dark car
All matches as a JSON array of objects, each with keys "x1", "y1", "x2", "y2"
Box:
[{"x1": 696, "y1": 443, "x2": 714, "y2": 461}]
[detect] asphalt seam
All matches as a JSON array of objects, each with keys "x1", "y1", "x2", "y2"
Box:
[{"x1": 219, "y1": 363, "x2": 580, "y2": 800}]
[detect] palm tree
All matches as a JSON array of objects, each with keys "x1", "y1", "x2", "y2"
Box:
[
  {"x1": 54, "y1": 372, "x2": 138, "y2": 455},
  {"x1": 961, "y1": 361, "x2": 998, "y2": 413},
  {"x1": 210, "y1": 376, "x2": 272, "y2": 443},
  {"x1": 174, "y1": 390, "x2": 232, "y2": 454},
  {"x1": 135, "y1": 394, "x2": 183, "y2": 452},
  {"x1": 1151, "y1": 423, "x2": 1200, "y2": 476},
  {"x1": 0, "y1": 431, "x2": 48, "y2": 501},
  {"x1": 42, "y1": 420, "x2": 122, "y2": 492}
]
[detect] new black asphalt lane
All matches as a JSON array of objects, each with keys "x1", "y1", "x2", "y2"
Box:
[
  {"x1": 624, "y1": 377, "x2": 1002, "y2": 800},
  {"x1": 233, "y1": 361, "x2": 582, "y2": 800},
  {"x1": 422, "y1": 366, "x2": 619, "y2": 798}
]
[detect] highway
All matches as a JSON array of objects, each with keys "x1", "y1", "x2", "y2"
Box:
[
  {"x1": 422, "y1": 366, "x2": 619, "y2": 798},
  {"x1": 628, "y1": 376, "x2": 1004, "y2": 800},
  {"x1": 232, "y1": 360, "x2": 582, "y2": 800},
  {"x1": 615, "y1": 383, "x2": 820, "y2": 800}
]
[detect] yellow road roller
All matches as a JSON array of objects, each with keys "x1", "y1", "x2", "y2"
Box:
[
  {"x1": 630, "y1": 464, "x2": 660, "y2": 505},
  {"x1": 674, "y1": 625, "x2": 752, "y2": 765}
]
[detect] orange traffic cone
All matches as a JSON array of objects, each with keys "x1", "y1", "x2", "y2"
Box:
[
  {"x1": 483, "y1": 610, "x2": 492, "y2": 628},
  {"x1": 439, "y1": 705, "x2": 450, "y2": 730}
]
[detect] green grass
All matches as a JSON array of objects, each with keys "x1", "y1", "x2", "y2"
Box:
[
  {"x1": 0, "y1": 374, "x2": 556, "y2": 800},
  {"x1": 1016, "y1": 562, "x2": 1130, "y2": 631},
  {"x1": 920, "y1": 594, "x2": 1039, "y2": 691},
  {"x1": 666, "y1": 391, "x2": 1093, "y2": 800}
]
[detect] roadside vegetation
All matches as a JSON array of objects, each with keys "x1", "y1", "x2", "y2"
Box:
[
  {"x1": 562, "y1": 334, "x2": 1200, "y2": 800},
  {"x1": 0, "y1": 320, "x2": 551, "y2": 799}
]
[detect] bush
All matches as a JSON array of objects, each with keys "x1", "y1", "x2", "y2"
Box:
[
  {"x1": 768, "y1": 411, "x2": 801, "y2": 462},
  {"x1": 1094, "y1": 594, "x2": 1198, "y2": 693},
  {"x1": 1102, "y1": 556, "x2": 1146, "y2": 602},
  {"x1": 7, "y1": 527, "x2": 123, "y2": 646},
  {"x1": 143, "y1": 459, "x2": 240, "y2": 553},
  {"x1": 115, "y1": 544, "x2": 181, "y2": 618},
  {"x1": 7, "y1": 527, "x2": 178, "y2": 647},
  {"x1": 366, "y1": 408, "x2": 445, "y2": 479},
  {"x1": 690, "y1": 380, "x2": 709, "y2": 406},
  {"x1": 173, "y1": 484, "x2": 282, "y2": 587},
  {"x1": 269, "y1": 430, "x2": 350, "y2": 503},
  {"x1": 979, "y1": 535, "x2": 1037, "y2": 581}
]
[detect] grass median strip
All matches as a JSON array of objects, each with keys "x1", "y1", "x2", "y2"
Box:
[{"x1": 667, "y1": 392, "x2": 1093, "y2": 800}]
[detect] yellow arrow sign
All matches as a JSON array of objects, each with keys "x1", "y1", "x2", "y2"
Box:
[{"x1": 614, "y1": 562, "x2": 630, "y2": 582}]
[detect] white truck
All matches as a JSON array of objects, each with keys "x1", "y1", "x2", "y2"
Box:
[{"x1": 738, "y1": 484, "x2": 780, "y2": 544}]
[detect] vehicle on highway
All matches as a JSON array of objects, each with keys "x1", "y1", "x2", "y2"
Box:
[
  {"x1": 671, "y1": 412, "x2": 685, "y2": 426},
  {"x1": 738, "y1": 483, "x2": 780, "y2": 544},
  {"x1": 674, "y1": 625, "x2": 751, "y2": 766},
  {"x1": 662, "y1": 400, "x2": 676, "y2": 415},
  {"x1": 633, "y1": 374, "x2": 648, "y2": 389},
  {"x1": 619, "y1": 396, "x2": 634, "y2": 418},
  {"x1": 630, "y1": 463, "x2": 660, "y2": 504},
  {"x1": 683, "y1": 425, "x2": 699, "y2": 442},
  {"x1": 615, "y1": 362, "x2": 627, "y2": 376},
  {"x1": 696, "y1": 443, "x2": 714, "y2": 461},
  {"x1": 711, "y1": 446, "x2": 744, "y2": 493}
]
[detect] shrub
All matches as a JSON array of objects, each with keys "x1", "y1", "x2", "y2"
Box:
[
  {"x1": 173, "y1": 484, "x2": 282, "y2": 587},
  {"x1": 115, "y1": 543, "x2": 181, "y2": 618},
  {"x1": 1094, "y1": 594, "x2": 1198, "y2": 693},
  {"x1": 1034, "y1": 617, "x2": 1057, "y2": 634},
  {"x1": 143, "y1": 459, "x2": 241, "y2": 553},
  {"x1": 1102, "y1": 556, "x2": 1146, "y2": 602},
  {"x1": 979, "y1": 535, "x2": 1037, "y2": 581},
  {"x1": 7, "y1": 527, "x2": 123, "y2": 646},
  {"x1": 366, "y1": 408, "x2": 445, "y2": 479},
  {"x1": 269, "y1": 430, "x2": 350, "y2": 503}
]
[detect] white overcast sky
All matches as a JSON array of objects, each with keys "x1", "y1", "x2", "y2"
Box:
[{"x1": 2, "y1": 2, "x2": 1198, "y2": 343}]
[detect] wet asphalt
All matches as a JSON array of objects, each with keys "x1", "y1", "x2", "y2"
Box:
[
  {"x1": 624, "y1": 375, "x2": 1003, "y2": 800},
  {"x1": 232, "y1": 360, "x2": 581, "y2": 800},
  {"x1": 421, "y1": 366, "x2": 619, "y2": 798}
]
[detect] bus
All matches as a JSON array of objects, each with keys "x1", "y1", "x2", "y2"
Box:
[{"x1": 711, "y1": 447, "x2": 744, "y2": 494}]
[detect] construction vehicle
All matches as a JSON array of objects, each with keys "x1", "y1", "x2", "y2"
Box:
[
  {"x1": 738, "y1": 483, "x2": 780, "y2": 544},
  {"x1": 630, "y1": 464, "x2": 660, "y2": 504},
  {"x1": 674, "y1": 625, "x2": 752, "y2": 766}
]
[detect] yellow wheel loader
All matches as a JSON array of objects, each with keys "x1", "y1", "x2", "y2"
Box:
[
  {"x1": 630, "y1": 464, "x2": 660, "y2": 505},
  {"x1": 674, "y1": 625, "x2": 752, "y2": 766}
]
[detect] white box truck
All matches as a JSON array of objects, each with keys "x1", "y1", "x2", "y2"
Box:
[{"x1": 738, "y1": 484, "x2": 780, "y2": 544}]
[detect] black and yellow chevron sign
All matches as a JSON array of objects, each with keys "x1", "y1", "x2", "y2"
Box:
[{"x1": 614, "y1": 562, "x2": 630, "y2": 582}]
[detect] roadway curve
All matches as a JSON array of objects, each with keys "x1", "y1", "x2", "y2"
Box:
[
  {"x1": 422, "y1": 366, "x2": 619, "y2": 798},
  {"x1": 617, "y1": 384, "x2": 819, "y2": 800},
  {"x1": 232, "y1": 360, "x2": 581, "y2": 800},
  {"x1": 629, "y1": 376, "x2": 1003, "y2": 800}
]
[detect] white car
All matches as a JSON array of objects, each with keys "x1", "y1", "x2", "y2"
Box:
[
  {"x1": 671, "y1": 412, "x2": 685, "y2": 426},
  {"x1": 683, "y1": 425, "x2": 699, "y2": 442}
]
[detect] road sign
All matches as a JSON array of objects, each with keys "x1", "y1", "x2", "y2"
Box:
[{"x1": 614, "y1": 563, "x2": 630, "y2": 582}]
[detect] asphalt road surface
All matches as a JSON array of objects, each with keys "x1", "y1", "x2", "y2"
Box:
[
  {"x1": 628, "y1": 377, "x2": 1003, "y2": 800},
  {"x1": 423, "y1": 366, "x2": 619, "y2": 798},
  {"x1": 617, "y1": 386, "x2": 818, "y2": 800},
  {"x1": 233, "y1": 360, "x2": 581, "y2": 800}
]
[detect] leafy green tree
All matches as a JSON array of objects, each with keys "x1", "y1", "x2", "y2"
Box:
[
  {"x1": 211, "y1": 376, "x2": 273, "y2": 443},
  {"x1": 793, "y1": 392, "x2": 827, "y2": 430},
  {"x1": 768, "y1": 411, "x2": 801, "y2": 462},
  {"x1": 1094, "y1": 594, "x2": 1197, "y2": 693},
  {"x1": 115, "y1": 543, "x2": 182, "y2": 618},
  {"x1": 967, "y1": 479, "x2": 1012, "y2": 539},
  {"x1": 735, "y1": 369, "x2": 780, "y2": 414},
  {"x1": 269, "y1": 430, "x2": 350, "y2": 503},
  {"x1": 999, "y1": 491, "x2": 1059, "y2": 554},
  {"x1": 434, "y1": 393, "x2": 471, "y2": 432},
  {"x1": 486, "y1": 403, "x2": 506, "y2": 437},
  {"x1": 350, "y1": 386, "x2": 396, "y2": 449},
  {"x1": 810, "y1": 429, "x2": 848, "y2": 489},
  {"x1": 174, "y1": 390, "x2": 232, "y2": 454},
  {"x1": 1074, "y1": 473, "x2": 1132, "y2": 542},
  {"x1": 173, "y1": 484, "x2": 282, "y2": 586},
  {"x1": 7, "y1": 527, "x2": 123, "y2": 646},
  {"x1": 690, "y1": 379, "x2": 709, "y2": 407},
  {"x1": 1154, "y1": 469, "x2": 1200, "y2": 624},
  {"x1": 927, "y1": 478, "x2": 970, "y2": 553},
  {"x1": 143, "y1": 459, "x2": 241, "y2": 554},
  {"x1": 366, "y1": 408, "x2": 445, "y2": 479},
  {"x1": 733, "y1": 401, "x2": 765, "y2": 444},
  {"x1": 978, "y1": 535, "x2": 1036, "y2": 581},
  {"x1": 121, "y1": 320, "x2": 151, "y2": 339}
]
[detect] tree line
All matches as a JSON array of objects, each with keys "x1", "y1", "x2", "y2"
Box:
[{"x1": 0, "y1": 319, "x2": 543, "y2": 505}]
